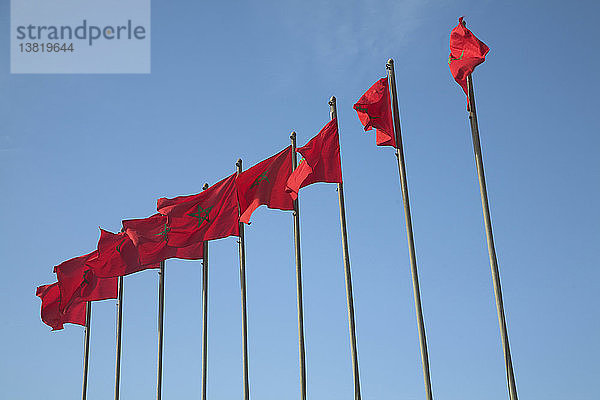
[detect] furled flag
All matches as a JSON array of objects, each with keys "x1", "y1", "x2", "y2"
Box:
[
  {"x1": 53, "y1": 251, "x2": 118, "y2": 312},
  {"x1": 353, "y1": 77, "x2": 396, "y2": 148},
  {"x1": 237, "y1": 146, "x2": 294, "y2": 224},
  {"x1": 157, "y1": 174, "x2": 239, "y2": 247},
  {"x1": 122, "y1": 214, "x2": 204, "y2": 266},
  {"x1": 91, "y1": 229, "x2": 160, "y2": 278},
  {"x1": 286, "y1": 119, "x2": 343, "y2": 200},
  {"x1": 448, "y1": 17, "x2": 489, "y2": 101},
  {"x1": 36, "y1": 283, "x2": 86, "y2": 331}
]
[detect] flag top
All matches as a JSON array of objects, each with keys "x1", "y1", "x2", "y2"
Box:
[
  {"x1": 353, "y1": 78, "x2": 396, "y2": 147},
  {"x1": 286, "y1": 119, "x2": 342, "y2": 200},
  {"x1": 237, "y1": 146, "x2": 294, "y2": 224},
  {"x1": 157, "y1": 173, "x2": 239, "y2": 247},
  {"x1": 449, "y1": 17, "x2": 490, "y2": 101}
]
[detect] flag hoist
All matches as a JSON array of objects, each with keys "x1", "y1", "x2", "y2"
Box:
[
  {"x1": 201, "y1": 182, "x2": 210, "y2": 400},
  {"x1": 354, "y1": 60, "x2": 435, "y2": 400},
  {"x1": 290, "y1": 131, "x2": 308, "y2": 400},
  {"x1": 48, "y1": 251, "x2": 118, "y2": 400},
  {"x1": 114, "y1": 276, "x2": 124, "y2": 400},
  {"x1": 448, "y1": 17, "x2": 518, "y2": 400},
  {"x1": 81, "y1": 302, "x2": 92, "y2": 400},
  {"x1": 328, "y1": 97, "x2": 362, "y2": 400},
  {"x1": 236, "y1": 159, "x2": 251, "y2": 400},
  {"x1": 386, "y1": 58, "x2": 434, "y2": 400},
  {"x1": 156, "y1": 260, "x2": 166, "y2": 400}
]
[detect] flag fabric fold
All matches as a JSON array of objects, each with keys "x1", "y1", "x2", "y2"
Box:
[
  {"x1": 237, "y1": 146, "x2": 294, "y2": 224},
  {"x1": 157, "y1": 173, "x2": 239, "y2": 247},
  {"x1": 91, "y1": 229, "x2": 160, "y2": 278},
  {"x1": 122, "y1": 214, "x2": 204, "y2": 266},
  {"x1": 53, "y1": 251, "x2": 118, "y2": 312},
  {"x1": 353, "y1": 77, "x2": 396, "y2": 147},
  {"x1": 36, "y1": 283, "x2": 86, "y2": 331},
  {"x1": 286, "y1": 119, "x2": 342, "y2": 200},
  {"x1": 448, "y1": 16, "x2": 489, "y2": 101}
]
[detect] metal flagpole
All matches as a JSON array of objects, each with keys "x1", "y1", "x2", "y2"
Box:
[
  {"x1": 328, "y1": 96, "x2": 362, "y2": 400},
  {"x1": 290, "y1": 132, "x2": 308, "y2": 400},
  {"x1": 386, "y1": 58, "x2": 434, "y2": 400},
  {"x1": 466, "y1": 74, "x2": 518, "y2": 400},
  {"x1": 156, "y1": 261, "x2": 166, "y2": 400},
  {"x1": 81, "y1": 301, "x2": 92, "y2": 400},
  {"x1": 114, "y1": 276, "x2": 124, "y2": 400},
  {"x1": 236, "y1": 159, "x2": 250, "y2": 400},
  {"x1": 201, "y1": 183, "x2": 209, "y2": 400}
]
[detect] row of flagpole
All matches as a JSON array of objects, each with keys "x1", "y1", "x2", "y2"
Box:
[
  {"x1": 68, "y1": 19, "x2": 518, "y2": 398},
  {"x1": 76, "y1": 76, "x2": 518, "y2": 400},
  {"x1": 79, "y1": 96, "x2": 364, "y2": 400}
]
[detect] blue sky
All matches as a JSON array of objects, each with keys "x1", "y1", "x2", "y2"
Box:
[{"x1": 1, "y1": 0, "x2": 599, "y2": 399}]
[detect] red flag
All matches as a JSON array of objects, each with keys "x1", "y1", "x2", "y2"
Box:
[
  {"x1": 448, "y1": 17, "x2": 489, "y2": 101},
  {"x1": 36, "y1": 283, "x2": 86, "y2": 331},
  {"x1": 122, "y1": 214, "x2": 204, "y2": 265},
  {"x1": 237, "y1": 146, "x2": 294, "y2": 224},
  {"x1": 353, "y1": 77, "x2": 396, "y2": 147},
  {"x1": 286, "y1": 119, "x2": 342, "y2": 200},
  {"x1": 157, "y1": 174, "x2": 239, "y2": 247},
  {"x1": 53, "y1": 251, "x2": 118, "y2": 311},
  {"x1": 90, "y1": 229, "x2": 159, "y2": 278}
]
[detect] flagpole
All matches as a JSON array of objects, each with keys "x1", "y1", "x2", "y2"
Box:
[
  {"x1": 114, "y1": 276, "x2": 124, "y2": 400},
  {"x1": 466, "y1": 74, "x2": 518, "y2": 400},
  {"x1": 201, "y1": 182, "x2": 210, "y2": 400},
  {"x1": 236, "y1": 159, "x2": 250, "y2": 400},
  {"x1": 290, "y1": 132, "x2": 308, "y2": 400},
  {"x1": 81, "y1": 301, "x2": 92, "y2": 400},
  {"x1": 156, "y1": 260, "x2": 166, "y2": 400},
  {"x1": 328, "y1": 96, "x2": 362, "y2": 400},
  {"x1": 386, "y1": 58, "x2": 434, "y2": 400}
]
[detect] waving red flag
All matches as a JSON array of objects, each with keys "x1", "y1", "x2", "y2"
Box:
[
  {"x1": 36, "y1": 283, "x2": 86, "y2": 331},
  {"x1": 449, "y1": 17, "x2": 489, "y2": 100},
  {"x1": 237, "y1": 146, "x2": 294, "y2": 223},
  {"x1": 91, "y1": 229, "x2": 160, "y2": 278},
  {"x1": 53, "y1": 251, "x2": 118, "y2": 312},
  {"x1": 286, "y1": 119, "x2": 342, "y2": 200},
  {"x1": 157, "y1": 174, "x2": 239, "y2": 247},
  {"x1": 353, "y1": 77, "x2": 396, "y2": 148},
  {"x1": 122, "y1": 214, "x2": 204, "y2": 265}
]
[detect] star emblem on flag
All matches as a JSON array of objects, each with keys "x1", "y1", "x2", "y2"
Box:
[
  {"x1": 250, "y1": 170, "x2": 270, "y2": 189},
  {"x1": 115, "y1": 237, "x2": 128, "y2": 253},
  {"x1": 188, "y1": 204, "x2": 213, "y2": 227},
  {"x1": 154, "y1": 223, "x2": 171, "y2": 242}
]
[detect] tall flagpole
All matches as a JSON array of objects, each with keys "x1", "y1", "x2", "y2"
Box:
[
  {"x1": 114, "y1": 276, "x2": 124, "y2": 400},
  {"x1": 328, "y1": 96, "x2": 362, "y2": 400},
  {"x1": 290, "y1": 132, "x2": 308, "y2": 400},
  {"x1": 81, "y1": 301, "x2": 92, "y2": 400},
  {"x1": 201, "y1": 183, "x2": 210, "y2": 400},
  {"x1": 466, "y1": 74, "x2": 518, "y2": 400},
  {"x1": 386, "y1": 58, "x2": 434, "y2": 400},
  {"x1": 156, "y1": 261, "x2": 166, "y2": 400},
  {"x1": 236, "y1": 159, "x2": 250, "y2": 400}
]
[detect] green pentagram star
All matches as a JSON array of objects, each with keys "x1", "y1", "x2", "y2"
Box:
[
  {"x1": 356, "y1": 106, "x2": 378, "y2": 118},
  {"x1": 448, "y1": 50, "x2": 464, "y2": 65},
  {"x1": 250, "y1": 170, "x2": 270, "y2": 189},
  {"x1": 188, "y1": 204, "x2": 213, "y2": 227},
  {"x1": 154, "y1": 223, "x2": 171, "y2": 242},
  {"x1": 116, "y1": 237, "x2": 127, "y2": 253},
  {"x1": 82, "y1": 269, "x2": 90, "y2": 284}
]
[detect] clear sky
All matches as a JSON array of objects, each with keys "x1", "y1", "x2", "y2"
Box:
[{"x1": 1, "y1": 0, "x2": 599, "y2": 399}]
